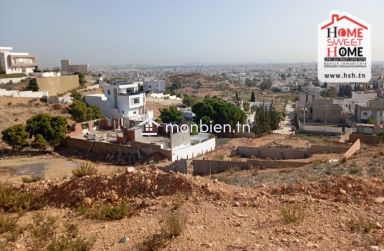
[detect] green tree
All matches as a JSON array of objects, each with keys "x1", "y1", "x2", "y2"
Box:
[
  {"x1": 1, "y1": 124, "x2": 29, "y2": 151},
  {"x1": 69, "y1": 99, "x2": 103, "y2": 122},
  {"x1": 26, "y1": 114, "x2": 67, "y2": 147},
  {"x1": 252, "y1": 103, "x2": 282, "y2": 136},
  {"x1": 322, "y1": 87, "x2": 338, "y2": 98},
  {"x1": 26, "y1": 78, "x2": 39, "y2": 91},
  {"x1": 259, "y1": 79, "x2": 273, "y2": 90},
  {"x1": 182, "y1": 94, "x2": 198, "y2": 107},
  {"x1": 70, "y1": 90, "x2": 83, "y2": 101},
  {"x1": 31, "y1": 134, "x2": 48, "y2": 151},
  {"x1": 235, "y1": 91, "x2": 240, "y2": 101},
  {"x1": 367, "y1": 116, "x2": 377, "y2": 125},
  {"x1": 192, "y1": 97, "x2": 247, "y2": 129},
  {"x1": 250, "y1": 91, "x2": 256, "y2": 102},
  {"x1": 74, "y1": 72, "x2": 86, "y2": 86},
  {"x1": 160, "y1": 106, "x2": 183, "y2": 123}
]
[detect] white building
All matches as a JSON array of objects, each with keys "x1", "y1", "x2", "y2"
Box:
[
  {"x1": 143, "y1": 80, "x2": 166, "y2": 93},
  {"x1": 85, "y1": 81, "x2": 146, "y2": 121},
  {"x1": 61, "y1": 59, "x2": 89, "y2": 75},
  {"x1": 0, "y1": 47, "x2": 36, "y2": 74}
]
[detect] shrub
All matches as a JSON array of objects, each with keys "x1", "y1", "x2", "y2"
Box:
[
  {"x1": 30, "y1": 213, "x2": 58, "y2": 249},
  {"x1": 1, "y1": 124, "x2": 29, "y2": 151},
  {"x1": 348, "y1": 215, "x2": 376, "y2": 233},
  {"x1": 141, "y1": 201, "x2": 187, "y2": 250},
  {"x1": 26, "y1": 114, "x2": 67, "y2": 147},
  {"x1": 31, "y1": 213, "x2": 57, "y2": 239},
  {"x1": 31, "y1": 134, "x2": 49, "y2": 151},
  {"x1": 349, "y1": 165, "x2": 360, "y2": 175},
  {"x1": 163, "y1": 205, "x2": 187, "y2": 237},
  {"x1": 46, "y1": 237, "x2": 94, "y2": 251},
  {"x1": 159, "y1": 106, "x2": 183, "y2": 123},
  {"x1": 0, "y1": 214, "x2": 17, "y2": 234},
  {"x1": 26, "y1": 78, "x2": 39, "y2": 91},
  {"x1": 0, "y1": 183, "x2": 46, "y2": 212},
  {"x1": 21, "y1": 175, "x2": 43, "y2": 183},
  {"x1": 69, "y1": 99, "x2": 103, "y2": 122},
  {"x1": 280, "y1": 203, "x2": 305, "y2": 224},
  {"x1": 72, "y1": 162, "x2": 97, "y2": 178},
  {"x1": 77, "y1": 201, "x2": 130, "y2": 220}
]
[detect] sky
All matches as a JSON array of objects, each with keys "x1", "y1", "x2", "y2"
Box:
[{"x1": 1, "y1": 0, "x2": 383, "y2": 67}]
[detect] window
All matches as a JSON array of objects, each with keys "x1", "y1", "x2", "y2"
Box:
[
  {"x1": 363, "y1": 112, "x2": 368, "y2": 116},
  {"x1": 122, "y1": 110, "x2": 124, "y2": 114},
  {"x1": 133, "y1": 98, "x2": 140, "y2": 104},
  {"x1": 107, "y1": 90, "x2": 111, "y2": 95},
  {"x1": 133, "y1": 111, "x2": 136, "y2": 114}
]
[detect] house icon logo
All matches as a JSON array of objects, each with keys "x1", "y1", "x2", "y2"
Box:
[
  {"x1": 138, "y1": 116, "x2": 160, "y2": 136},
  {"x1": 318, "y1": 11, "x2": 371, "y2": 83}
]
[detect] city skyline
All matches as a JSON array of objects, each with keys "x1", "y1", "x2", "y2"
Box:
[{"x1": 1, "y1": 0, "x2": 384, "y2": 67}]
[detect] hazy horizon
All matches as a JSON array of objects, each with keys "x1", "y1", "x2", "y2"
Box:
[{"x1": 1, "y1": 0, "x2": 383, "y2": 67}]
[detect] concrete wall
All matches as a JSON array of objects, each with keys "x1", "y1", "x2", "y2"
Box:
[
  {"x1": 36, "y1": 75, "x2": 79, "y2": 96},
  {"x1": 0, "y1": 77, "x2": 27, "y2": 84},
  {"x1": 349, "y1": 133, "x2": 384, "y2": 145},
  {"x1": 236, "y1": 145, "x2": 349, "y2": 160},
  {"x1": 161, "y1": 159, "x2": 188, "y2": 174},
  {"x1": 299, "y1": 124, "x2": 344, "y2": 135},
  {"x1": 343, "y1": 139, "x2": 360, "y2": 159},
  {"x1": 143, "y1": 80, "x2": 166, "y2": 93},
  {"x1": 64, "y1": 137, "x2": 171, "y2": 163},
  {"x1": 192, "y1": 159, "x2": 310, "y2": 176},
  {"x1": 172, "y1": 138, "x2": 216, "y2": 161},
  {"x1": 170, "y1": 131, "x2": 190, "y2": 148},
  {"x1": 0, "y1": 88, "x2": 48, "y2": 98},
  {"x1": 311, "y1": 98, "x2": 344, "y2": 124},
  {"x1": 85, "y1": 95, "x2": 120, "y2": 119}
]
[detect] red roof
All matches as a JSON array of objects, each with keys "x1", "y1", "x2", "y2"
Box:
[{"x1": 321, "y1": 14, "x2": 368, "y2": 30}]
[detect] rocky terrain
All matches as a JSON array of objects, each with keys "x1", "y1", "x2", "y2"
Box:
[{"x1": 0, "y1": 155, "x2": 383, "y2": 250}]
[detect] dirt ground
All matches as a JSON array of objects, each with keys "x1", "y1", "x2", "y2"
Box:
[
  {"x1": 0, "y1": 97, "x2": 73, "y2": 147},
  {"x1": 2, "y1": 166, "x2": 383, "y2": 250}
]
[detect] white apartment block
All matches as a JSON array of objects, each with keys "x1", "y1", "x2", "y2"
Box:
[
  {"x1": 85, "y1": 81, "x2": 146, "y2": 121},
  {"x1": 143, "y1": 80, "x2": 166, "y2": 93},
  {"x1": 0, "y1": 47, "x2": 36, "y2": 74}
]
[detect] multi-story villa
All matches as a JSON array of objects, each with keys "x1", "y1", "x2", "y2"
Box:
[
  {"x1": 0, "y1": 47, "x2": 36, "y2": 74},
  {"x1": 85, "y1": 80, "x2": 147, "y2": 122}
]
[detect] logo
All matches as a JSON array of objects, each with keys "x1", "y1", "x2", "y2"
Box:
[
  {"x1": 318, "y1": 12, "x2": 371, "y2": 83},
  {"x1": 138, "y1": 115, "x2": 159, "y2": 136}
]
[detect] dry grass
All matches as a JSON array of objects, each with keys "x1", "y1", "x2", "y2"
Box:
[
  {"x1": 0, "y1": 214, "x2": 17, "y2": 234},
  {"x1": 348, "y1": 215, "x2": 376, "y2": 233},
  {"x1": 0, "y1": 183, "x2": 46, "y2": 212},
  {"x1": 30, "y1": 213, "x2": 58, "y2": 249},
  {"x1": 21, "y1": 175, "x2": 43, "y2": 183},
  {"x1": 72, "y1": 162, "x2": 98, "y2": 178},
  {"x1": 76, "y1": 201, "x2": 130, "y2": 220},
  {"x1": 280, "y1": 203, "x2": 305, "y2": 224},
  {"x1": 141, "y1": 199, "x2": 187, "y2": 250}
]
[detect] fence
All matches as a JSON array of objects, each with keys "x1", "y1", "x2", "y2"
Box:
[
  {"x1": 192, "y1": 159, "x2": 310, "y2": 176},
  {"x1": 0, "y1": 88, "x2": 48, "y2": 98},
  {"x1": 349, "y1": 134, "x2": 384, "y2": 145},
  {"x1": 236, "y1": 145, "x2": 349, "y2": 160}
]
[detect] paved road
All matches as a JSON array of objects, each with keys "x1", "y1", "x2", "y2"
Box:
[{"x1": 274, "y1": 102, "x2": 294, "y2": 135}]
